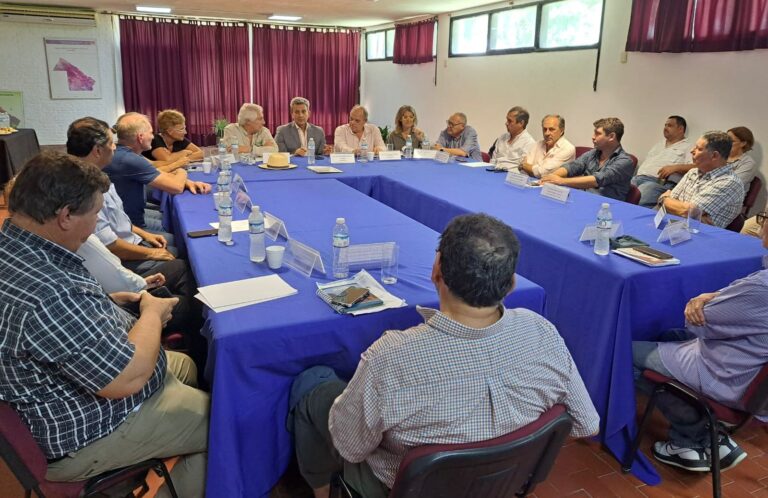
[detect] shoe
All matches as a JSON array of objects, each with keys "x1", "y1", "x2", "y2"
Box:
[
  {"x1": 652, "y1": 441, "x2": 710, "y2": 471},
  {"x1": 718, "y1": 435, "x2": 747, "y2": 471}
]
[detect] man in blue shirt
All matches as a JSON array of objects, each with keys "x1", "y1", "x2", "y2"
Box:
[
  {"x1": 104, "y1": 112, "x2": 210, "y2": 231},
  {"x1": 434, "y1": 112, "x2": 482, "y2": 161},
  {"x1": 541, "y1": 117, "x2": 635, "y2": 201}
]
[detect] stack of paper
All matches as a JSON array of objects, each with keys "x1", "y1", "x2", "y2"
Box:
[
  {"x1": 316, "y1": 269, "x2": 406, "y2": 316},
  {"x1": 195, "y1": 274, "x2": 298, "y2": 312}
]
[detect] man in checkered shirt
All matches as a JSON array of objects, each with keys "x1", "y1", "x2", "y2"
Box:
[
  {"x1": 658, "y1": 131, "x2": 744, "y2": 228},
  {"x1": 0, "y1": 152, "x2": 209, "y2": 497},
  {"x1": 289, "y1": 213, "x2": 600, "y2": 498}
]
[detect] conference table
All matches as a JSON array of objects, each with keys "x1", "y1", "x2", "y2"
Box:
[
  {"x1": 171, "y1": 178, "x2": 547, "y2": 498},
  {"x1": 175, "y1": 156, "x2": 765, "y2": 496}
]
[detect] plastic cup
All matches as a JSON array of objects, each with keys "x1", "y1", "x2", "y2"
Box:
[
  {"x1": 381, "y1": 244, "x2": 399, "y2": 284},
  {"x1": 386, "y1": 143, "x2": 394, "y2": 151},
  {"x1": 686, "y1": 205, "x2": 702, "y2": 233},
  {"x1": 266, "y1": 245, "x2": 285, "y2": 269},
  {"x1": 202, "y1": 161, "x2": 212, "y2": 174},
  {"x1": 366, "y1": 151, "x2": 375, "y2": 162}
]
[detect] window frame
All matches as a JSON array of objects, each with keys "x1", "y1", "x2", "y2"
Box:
[
  {"x1": 365, "y1": 28, "x2": 395, "y2": 62},
  {"x1": 448, "y1": 0, "x2": 605, "y2": 58}
]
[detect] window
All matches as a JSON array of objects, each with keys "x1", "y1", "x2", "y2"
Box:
[
  {"x1": 450, "y1": 14, "x2": 489, "y2": 55},
  {"x1": 448, "y1": 0, "x2": 604, "y2": 57},
  {"x1": 490, "y1": 6, "x2": 537, "y2": 51},
  {"x1": 366, "y1": 29, "x2": 395, "y2": 61},
  {"x1": 540, "y1": 0, "x2": 603, "y2": 49}
]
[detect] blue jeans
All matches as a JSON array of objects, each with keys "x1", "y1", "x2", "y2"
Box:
[
  {"x1": 632, "y1": 330, "x2": 711, "y2": 448},
  {"x1": 632, "y1": 175, "x2": 677, "y2": 207}
]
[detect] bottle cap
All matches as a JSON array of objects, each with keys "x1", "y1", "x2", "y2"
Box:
[
  {"x1": 601, "y1": 203, "x2": 610, "y2": 208},
  {"x1": 252, "y1": 205, "x2": 260, "y2": 212},
  {"x1": 336, "y1": 217, "x2": 345, "y2": 224}
]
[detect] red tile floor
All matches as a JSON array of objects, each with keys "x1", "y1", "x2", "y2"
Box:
[{"x1": 1, "y1": 193, "x2": 766, "y2": 496}]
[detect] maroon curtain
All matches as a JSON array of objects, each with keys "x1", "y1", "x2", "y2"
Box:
[
  {"x1": 393, "y1": 19, "x2": 436, "y2": 64},
  {"x1": 120, "y1": 17, "x2": 249, "y2": 145},
  {"x1": 251, "y1": 25, "x2": 360, "y2": 143},
  {"x1": 692, "y1": 0, "x2": 768, "y2": 51},
  {"x1": 625, "y1": 0, "x2": 694, "y2": 52}
]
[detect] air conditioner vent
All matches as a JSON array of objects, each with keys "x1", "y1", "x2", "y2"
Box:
[{"x1": 0, "y1": 3, "x2": 97, "y2": 26}]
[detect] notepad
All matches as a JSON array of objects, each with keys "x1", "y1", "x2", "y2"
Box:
[{"x1": 195, "y1": 274, "x2": 297, "y2": 312}]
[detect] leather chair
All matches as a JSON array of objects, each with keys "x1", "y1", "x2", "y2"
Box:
[
  {"x1": 622, "y1": 365, "x2": 768, "y2": 498},
  {"x1": 332, "y1": 404, "x2": 573, "y2": 498},
  {"x1": 742, "y1": 176, "x2": 762, "y2": 217},
  {"x1": 0, "y1": 401, "x2": 178, "y2": 498},
  {"x1": 626, "y1": 184, "x2": 641, "y2": 205}
]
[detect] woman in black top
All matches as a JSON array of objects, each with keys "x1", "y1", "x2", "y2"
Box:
[{"x1": 143, "y1": 109, "x2": 203, "y2": 169}]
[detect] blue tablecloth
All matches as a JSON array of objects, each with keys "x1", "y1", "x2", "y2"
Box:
[
  {"x1": 172, "y1": 179, "x2": 546, "y2": 498},
  {"x1": 180, "y1": 157, "x2": 765, "y2": 492}
]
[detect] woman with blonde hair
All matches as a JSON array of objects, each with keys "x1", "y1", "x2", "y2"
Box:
[
  {"x1": 143, "y1": 109, "x2": 203, "y2": 166},
  {"x1": 387, "y1": 105, "x2": 425, "y2": 152}
]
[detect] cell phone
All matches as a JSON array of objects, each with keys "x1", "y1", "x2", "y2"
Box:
[
  {"x1": 330, "y1": 287, "x2": 370, "y2": 308},
  {"x1": 149, "y1": 286, "x2": 173, "y2": 298},
  {"x1": 485, "y1": 167, "x2": 506, "y2": 173},
  {"x1": 187, "y1": 228, "x2": 218, "y2": 238},
  {"x1": 633, "y1": 246, "x2": 674, "y2": 260}
]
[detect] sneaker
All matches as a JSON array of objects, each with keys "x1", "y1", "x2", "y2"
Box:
[
  {"x1": 717, "y1": 435, "x2": 747, "y2": 471},
  {"x1": 652, "y1": 441, "x2": 710, "y2": 471}
]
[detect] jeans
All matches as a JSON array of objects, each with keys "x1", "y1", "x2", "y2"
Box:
[
  {"x1": 632, "y1": 175, "x2": 677, "y2": 207},
  {"x1": 632, "y1": 330, "x2": 712, "y2": 448}
]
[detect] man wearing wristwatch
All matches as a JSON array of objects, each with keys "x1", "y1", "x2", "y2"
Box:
[{"x1": 433, "y1": 112, "x2": 482, "y2": 161}]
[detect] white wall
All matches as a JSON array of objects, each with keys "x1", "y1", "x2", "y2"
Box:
[
  {"x1": 361, "y1": 0, "x2": 767, "y2": 209},
  {"x1": 0, "y1": 13, "x2": 123, "y2": 145}
]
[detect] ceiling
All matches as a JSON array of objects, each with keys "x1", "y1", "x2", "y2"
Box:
[{"x1": 15, "y1": 0, "x2": 506, "y2": 27}]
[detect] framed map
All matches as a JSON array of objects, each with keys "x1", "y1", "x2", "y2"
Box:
[
  {"x1": 44, "y1": 38, "x2": 101, "y2": 99},
  {"x1": 0, "y1": 91, "x2": 24, "y2": 127}
]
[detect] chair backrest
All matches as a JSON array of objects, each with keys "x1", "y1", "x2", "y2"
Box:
[
  {"x1": 575, "y1": 146, "x2": 591, "y2": 158},
  {"x1": 0, "y1": 401, "x2": 84, "y2": 497},
  {"x1": 388, "y1": 405, "x2": 573, "y2": 498},
  {"x1": 743, "y1": 176, "x2": 762, "y2": 216},
  {"x1": 481, "y1": 151, "x2": 491, "y2": 163},
  {"x1": 626, "y1": 184, "x2": 641, "y2": 205},
  {"x1": 726, "y1": 214, "x2": 746, "y2": 233},
  {"x1": 742, "y1": 363, "x2": 768, "y2": 416}
]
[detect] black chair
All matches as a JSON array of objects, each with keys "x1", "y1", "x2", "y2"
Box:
[
  {"x1": 0, "y1": 401, "x2": 178, "y2": 498},
  {"x1": 623, "y1": 366, "x2": 768, "y2": 498},
  {"x1": 332, "y1": 404, "x2": 573, "y2": 498}
]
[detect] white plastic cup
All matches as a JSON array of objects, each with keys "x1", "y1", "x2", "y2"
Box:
[
  {"x1": 381, "y1": 244, "x2": 399, "y2": 284},
  {"x1": 202, "y1": 161, "x2": 212, "y2": 174},
  {"x1": 266, "y1": 245, "x2": 285, "y2": 269},
  {"x1": 366, "y1": 151, "x2": 375, "y2": 162}
]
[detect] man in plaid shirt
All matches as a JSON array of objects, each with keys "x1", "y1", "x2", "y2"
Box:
[
  {"x1": 0, "y1": 152, "x2": 209, "y2": 497},
  {"x1": 289, "y1": 213, "x2": 599, "y2": 498},
  {"x1": 659, "y1": 131, "x2": 744, "y2": 228}
]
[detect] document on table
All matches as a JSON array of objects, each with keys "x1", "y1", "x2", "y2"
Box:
[
  {"x1": 195, "y1": 274, "x2": 298, "y2": 312},
  {"x1": 461, "y1": 161, "x2": 494, "y2": 168},
  {"x1": 210, "y1": 218, "x2": 277, "y2": 232}
]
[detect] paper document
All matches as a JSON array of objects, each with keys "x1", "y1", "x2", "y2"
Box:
[
  {"x1": 195, "y1": 274, "x2": 297, "y2": 312},
  {"x1": 316, "y1": 269, "x2": 406, "y2": 316},
  {"x1": 461, "y1": 161, "x2": 493, "y2": 168},
  {"x1": 210, "y1": 218, "x2": 277, "y2": 233},
  {"x1": 308, "y1": 166, "x2": 343, "y2": 174}
]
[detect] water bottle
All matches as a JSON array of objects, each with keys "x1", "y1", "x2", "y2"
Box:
[
  {"x1": 404, "y1": 134, "x2": 413, "y2": 159},
  {"x1": 249, "y1": 205, "x2": 266, "y2": 262},
  {"x1": 216, "y1": 170, "x2": 231, "y2": 192},
  {"x1": 594, "y1": 203, "x2": 612, "y2": 256},
  {"x1": 218, "y1": 139, "x2": 227, "y2": 157},
  {"x1": 218, "y1": 196, "x2": 233, "y2": 244},
  {"x1": 422, "y1": 137, "x2": 431, "y2": 152},
  {"x1": 308, "y1": 137, "x2": 316, "y2": 165},
  {"x1": 358, "y1": 138, "x2": 368, "y2": 163},
  {"x1": 0, "y1": 112, "x2": 10, "y2": 129},
  {"x1": 221, "y1": 156, "x2": 232, "y2": 172},
  {"x1": 332, "y1": 217, "x2": 350, "y2": 278}
]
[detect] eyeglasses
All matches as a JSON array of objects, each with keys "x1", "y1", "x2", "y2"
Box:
[
  {"x1": 169, "y1": 126, "x2": 187, "y2": 133},
  {"x1": 757, "y1": 212, "x2": 767, "y2": 227},
  {"x1": 446, "y1": 121, "x2": 464, "y2": 128}
]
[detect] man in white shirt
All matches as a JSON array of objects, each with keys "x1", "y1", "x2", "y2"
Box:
[
  {"x1": 521, "y1": 114, "x2": 576, "y2": 178},
  {"x1": 490, "y1": 106, "x2": 536, "y2": 171},
  {"x1": 333, "y1": 105, "x2": 385, "y2": 155},
  {"x1": 631, "y1": 116, "x2": 692, "y2": 206}
]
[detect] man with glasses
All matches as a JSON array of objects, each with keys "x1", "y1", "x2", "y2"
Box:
[
  {"x1": 632, "y1": 210, "x2": 768, "y2": 472},
  {"x1": 742, "y1": 206, "x2": 767, "y2": 237},
  {"x1": 434, "y1": 112, "x2": 482, "y2": 161}
]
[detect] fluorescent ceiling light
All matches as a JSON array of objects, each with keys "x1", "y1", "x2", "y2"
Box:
[
  {"x1": 136, "y1": 5, "x2": 172, "y2": 14},
  {"x1": 268, "y1": 14, "x2": 302, "y2": 21}
]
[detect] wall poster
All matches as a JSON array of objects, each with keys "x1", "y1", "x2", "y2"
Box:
[{"x1": 44, "y1": 38, "x2": 101, "y2": 99}]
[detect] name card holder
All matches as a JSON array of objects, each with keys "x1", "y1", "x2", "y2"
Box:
[
  {"x1": 230, "y1": 174, "x2": 247, "y2": 195},
  {"x1": 284, "y1": 239, "x2": 326, "y2": 277},
  {"x1": 413, "y1": 149, "x2": 438, "y2": 159},
  {"x1": 579, "y1": 222, "x2": 623, "y2": 242},
  {"x1": 264, "y1": 212, "x2": 290, "y2": 241},
  {"x1": 330, "y1": 153, "x2": 356, "y2": 164},
  {"x1": 234, "y1": 191, "x2": 252, "y2": 214},
  {"x1": 540, "y1": 183, "x2": 570, "y2": 203},
  {"x1": 654, "y1": 205, "x2": 667, "y2": 229},
  {"x1": 378, "y1": 151, "x2": 402, "y2": 161},
  {"x1": 504, "y1": 171, "x2": 529, "y2": 189},
  {"x1": 657, "y1": 220, "x2": 691, "y2": 245},
  {"x1": 435, "y1": 151, "x2": 451, "y2": 164},
  {"x1": 344, "y1": 242, "x2": 397, "y2": 270}
]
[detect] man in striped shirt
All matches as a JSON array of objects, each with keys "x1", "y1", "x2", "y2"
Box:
[
  {"x1": 632, "y1": 213, "x2": 768, "y2": 472},
  {"x1": 290, "y1": 213, "x2": 599, "y2": 498},
  {"x1": 0, "y1": 152, "x2": 209, "y2": 497}
]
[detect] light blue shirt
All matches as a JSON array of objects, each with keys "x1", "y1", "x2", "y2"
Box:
[
  {"x1": 95, "y1": 184, "x2": 142, "y2": 247},
  {"x1": 437, "y1": 125, "x2": 482, "y2": 161}
]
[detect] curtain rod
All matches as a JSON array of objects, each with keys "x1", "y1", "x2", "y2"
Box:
[{"x1": 110, "y1": 11, "x2": 361, "y2": 31}]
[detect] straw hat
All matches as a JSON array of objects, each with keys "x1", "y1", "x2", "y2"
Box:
[{"x1": 265, "y1": 154, "x2": 292, "y2": 169}]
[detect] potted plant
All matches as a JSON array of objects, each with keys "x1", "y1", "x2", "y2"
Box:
[
  {"x1": 212, "y1": 118, "x2": 228, "y2": 145},
  {"x1": 379, "y1": 125, "x2": 389, "y2": 142}
]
